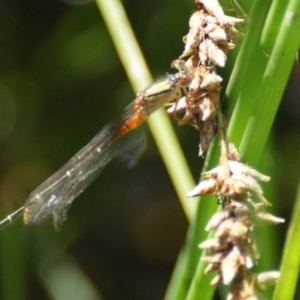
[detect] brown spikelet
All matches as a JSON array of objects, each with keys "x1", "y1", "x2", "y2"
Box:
[
  {"x1": 168, "y1": 1, "x2": 283, "y2": 298},
  {"x1": 170, "y1": 0, "x2": 243, "y2": 156}
]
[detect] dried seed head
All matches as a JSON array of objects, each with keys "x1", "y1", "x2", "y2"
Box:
[
  {"x1": 226, "y1": 279, "x2": 260, "y2": 300},
  {"x1": 208, "y1": 40, "x2": 228, "y2": 67},
  {"x1": 227, "y1": 141, "x2": 241, "y2": 161},
  {"x1": 196, "y1": 0, "x2": 244, "y2": 26},
  {"x1": 229, "y1": 221, "x2": 248, "y2": 239},
  {"x1": 221, "y1": 246, "x2": 243, "y2": 285},
  {"x1": 184, "y1": 10, "x2": 206, "y2": 51},
  {"x1": 200, "y1": 72, "x2": 222, "y2": 91},
  {"x1": 188, "y1": 160, "x2": 272, "y2": 205},
  {"x1": 199, "y1": 39, "x2": 227, "y2": 67},
  {"x1": 215, "y1": 217, "x2": 235, "y2": 238},
  {"x1": 194, "y1": 158, "x2": 283, "y2": 292},
  {"x1": 204, "y1": 262, "x2": 219, "y2": 274},
  {"x1": 183, "y1": 1, "x2": 243, "y2": 61},
  {"x1": 205, "y1": 209, "x2": 231, "y2": 230},
  {"x1": 230, "y1": 200, "x2": 254, "y2": 219},
  {"x1": 187, "y1": 177, "x2": 217, "y2": 197},
  {"x1": 255, "y1": 212, "x2": 285, "y2": 225},
  {"x1": 256, "y1": 271, "x2": 280, "y2": 288},
  {"x1": 185, "y1": 55, "x2": 199, "y2": 71},
  {"x1": 177, "y1": 0, "x2": 245, "y2": 155},
  {"x1": 211, "y1": 273, "x2": 222, "y2": 285},
  {"x1": 228, "y1": 161, "x2": 270, "y2": 182},
  {"x1": 204, "y1": 23, "x2": 227, "y2": 42},
  {"x1": 178, "y1": 2, "x2": 243, "y2": 154},
  {"x1": 189, "y1": 74, "x2": 205, "y2": 97},
  {"x1": 166, "y1": 96, "x2": 187, "y2": 115},
  {"x1": 199, "y1": 237, "x2": 224, "y2": 251},
  {"x1": 202, "y1": 251, "x2": 227, "y2": 264},
  {"x1": 199, "y1": 117, "x2": 217, "y2": 156},
  {"x1": 226, "y1": 26, "x2": 245, "y2": 43}
]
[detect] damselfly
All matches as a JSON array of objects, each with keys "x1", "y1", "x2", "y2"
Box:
[{"x1": 0, "y1": 60, "x2": 191, "y2": 231}]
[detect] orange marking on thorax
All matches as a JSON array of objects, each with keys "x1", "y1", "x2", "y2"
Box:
[
  {"x1": 112, "y1": 95, "x2": 147, "y2": 141},
  {"x1": 116, "y1": 110, "x2": 147, "y2": 137}
]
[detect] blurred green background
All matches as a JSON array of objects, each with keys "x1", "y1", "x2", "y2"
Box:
[{"x1": 0, "y1": 0, "x2": 299, "y2": 299}]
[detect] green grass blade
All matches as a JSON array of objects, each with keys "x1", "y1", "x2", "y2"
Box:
[
  {"x1": 239, "y1": 0, "x2": 300, "y2": 164},
  {"x1": 273, "y1": 177, "x2": 300, "y2": 300}
]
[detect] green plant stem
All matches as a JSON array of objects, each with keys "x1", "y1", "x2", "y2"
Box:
[
  {"x1": 94, "y1": 0, "x2": 196, "y2": 221},
  {"x1": 218, "y1": 111, "x2": 230, "y2": 179},
  {"x1": 165, "y1": 143, "x2": 219, "y2": 300}
]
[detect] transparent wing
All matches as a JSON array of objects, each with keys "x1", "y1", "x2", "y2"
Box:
[{"x1": 24, "y1": 103, "x2": 146, "y2": 231}]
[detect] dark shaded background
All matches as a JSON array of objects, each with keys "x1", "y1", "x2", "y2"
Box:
[{"x1": 0, "y1": 0, "x2": 299, "y2": 299}]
